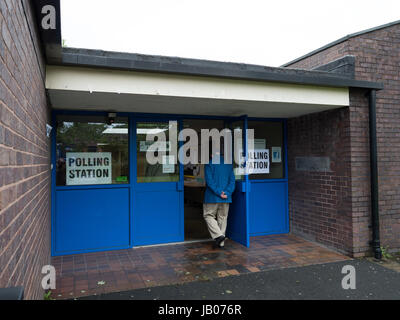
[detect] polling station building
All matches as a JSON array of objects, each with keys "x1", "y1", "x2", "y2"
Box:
[{"x1": 0, "y1": 0, "x2": 399, "y2": 299}]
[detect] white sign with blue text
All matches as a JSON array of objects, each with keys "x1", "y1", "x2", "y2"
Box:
[
  {"x1": 66, "y1": 152, "x2": 112, "y2": 186},
  {"x1": 236, "y1": 149, "x2": 270, "y2": 175}
]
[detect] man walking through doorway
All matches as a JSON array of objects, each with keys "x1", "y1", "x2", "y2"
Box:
[{"x1": 203, "y1": 146, "x2": 236, "y2": 248}]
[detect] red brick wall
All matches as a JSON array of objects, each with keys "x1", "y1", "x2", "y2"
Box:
[
  {"x1": 0, "y1": 0, "x2": 51, "y2": 299},
  {"x1": 287, "y1": 107, "x2": 355, "y2": 255},
  {"x1": 286, "y1": 23, "x2": 400, "y2": 255}
]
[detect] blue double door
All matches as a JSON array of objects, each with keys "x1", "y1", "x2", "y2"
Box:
[
  {"x1": 53, "y1": 114, "x2": 287, "y2": 256},
  {"x1": 132, "y1": 117, "x2": 250, "y2": 247}
]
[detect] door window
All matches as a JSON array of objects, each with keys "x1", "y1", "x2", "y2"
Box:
[
  {"x1": 231, "y1": 121, "x2": 245, "y2": 181},
  {"x1": 136, "y1": 122, "x2": 179, "y2": 183},
  {"x1": 247, "y1": 121, "x2": 285, "y2": 180}
]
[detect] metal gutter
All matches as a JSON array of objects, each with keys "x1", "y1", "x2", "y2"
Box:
[{"x1": 368, "y1": 89, "x2": 382, "y2": 259}]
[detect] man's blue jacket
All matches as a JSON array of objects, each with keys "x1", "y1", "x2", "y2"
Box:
[{"x1": 204, "y1": 155, "x2": 236, "y2": 203}]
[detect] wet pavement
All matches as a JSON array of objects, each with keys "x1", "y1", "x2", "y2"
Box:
[
  {"x1": 80, "y1": 259, "x2": 400, "y2": 300},
  {"x1": 50, "y1": 234, "x2": 350, "y2": 299}
]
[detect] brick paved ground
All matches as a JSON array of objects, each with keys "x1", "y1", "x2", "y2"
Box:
[{"x1": 50, "y1": 234, "x2": 350, "y2": 299}]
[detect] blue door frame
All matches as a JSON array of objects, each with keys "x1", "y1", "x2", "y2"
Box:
[
  {"x1": 51, "y1": 110, "x2": 289, "y2": 256},
  {"x1": 225, "y1": 115, "x2": 250, "y2": 247}
]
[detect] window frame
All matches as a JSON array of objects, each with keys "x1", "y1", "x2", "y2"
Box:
[{"x1": 54, "y1": 114, "x2": 130, "y2": 188}]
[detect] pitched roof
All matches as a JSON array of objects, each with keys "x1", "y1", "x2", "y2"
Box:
[{"x1": 282, "y1": 19, "x2": 400, "y2": 67}]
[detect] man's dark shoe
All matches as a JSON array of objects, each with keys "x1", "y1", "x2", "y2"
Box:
[{"x1": 214, "y1": 235, "x2": 225, "y2": 248}]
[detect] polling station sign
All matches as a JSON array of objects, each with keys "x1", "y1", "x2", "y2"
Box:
[
  {"x1": 236, "y1": 149, "x2": 270, "y2": 175},
  {"x1": 248, "y1": 149, "x2": 270, "y2": 174},
  {"x1": 66, "y1": 152, "x2": 112, "y2": 186}
]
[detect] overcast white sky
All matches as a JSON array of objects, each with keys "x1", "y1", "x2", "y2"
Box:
[{"x1": 61, "y1": 0, "x2": 400, "y2": 67}]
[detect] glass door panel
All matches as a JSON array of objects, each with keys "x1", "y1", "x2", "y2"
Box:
[{"x1": 136, "y1": 121, "x2": 179, "y2": 183}]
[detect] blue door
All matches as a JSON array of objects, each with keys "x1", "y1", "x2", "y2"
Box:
[
  {"x1": 132, "y1": 119, "x2": 184, "y2": 245},
  {"x1": 226, "y1": 116, "x2": 250, "y2": 247},
  {"x1": 247, "y1": 120, "x2": 289, "y2": 236}
]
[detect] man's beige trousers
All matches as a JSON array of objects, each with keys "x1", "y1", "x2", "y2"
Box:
[{"x1": 203, "y1": 203, "x2": 230, "y2": 240}]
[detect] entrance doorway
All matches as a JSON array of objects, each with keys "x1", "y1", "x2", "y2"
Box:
[
  {"x1": 51, "y1": 111, "x2": 287, "y2": 255},
  {"x1": 182, "y1": 119, "x2": 225, "y2": 241}
]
